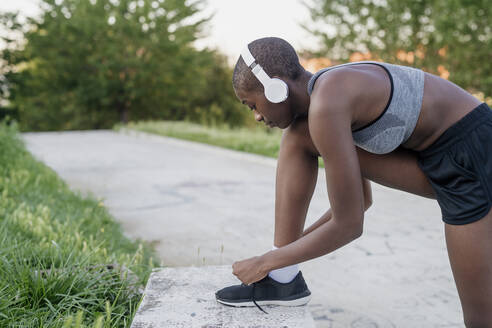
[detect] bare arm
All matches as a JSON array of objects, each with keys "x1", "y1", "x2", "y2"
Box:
[
  {"x1": 274, "y1": 117, "x2": 373, "y2": 244},
  {"x1": 260, "y1": 72, "x2": 367, "y2": 271},
  {"x1": 301, "y1": 177, "x2": 373, "y2": 237},
  {"x1": 262, "y1": 171, "x2": 370, "y2": 271}
]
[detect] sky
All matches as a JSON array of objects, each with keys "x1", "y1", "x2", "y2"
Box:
[{"x1": 0, "y1": 0, "x2": 322, "y2": 62}]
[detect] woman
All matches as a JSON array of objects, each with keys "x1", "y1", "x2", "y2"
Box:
[{"x1": 215, "y1": 37, "x2": 492, "y2": 326}]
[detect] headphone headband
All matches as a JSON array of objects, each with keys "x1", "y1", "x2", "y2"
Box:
[{"x1": 240, "y1": 46, "x2": 255, "y2": 67}]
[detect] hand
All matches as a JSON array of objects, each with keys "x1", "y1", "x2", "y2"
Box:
[{"x1": 232, "y1": 255, "x2": 269, "y2": 285}]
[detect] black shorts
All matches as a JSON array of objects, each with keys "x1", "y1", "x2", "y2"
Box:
[{"x1": 417, "y1": 102, "x2": 492, "y2": 225}]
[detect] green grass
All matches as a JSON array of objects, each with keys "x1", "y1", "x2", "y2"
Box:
[
  {"x1": 117, "y1": 120, "x2": 283, "y2": 158},
  {"x1": 116, "y1": 120, "x2": 325, "y2": 167},
  {"x1": 0, "y1": 123, "x2": 158, "y2": 327}
]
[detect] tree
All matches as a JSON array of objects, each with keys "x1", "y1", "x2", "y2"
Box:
[
  {"x1": 0, "y1": 0, "x2": 247, "y2": 130},
  {"x1": 304, "y1": 0, "x2": 491, "y2": 97}
]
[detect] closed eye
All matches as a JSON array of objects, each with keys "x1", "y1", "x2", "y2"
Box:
[{"x1": 241, "y1": 100, "x2": 256, "y2": 111}]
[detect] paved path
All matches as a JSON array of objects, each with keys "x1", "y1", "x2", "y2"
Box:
[{"x1": 23, "y1": 130, "x2": 464, "y2": 327}]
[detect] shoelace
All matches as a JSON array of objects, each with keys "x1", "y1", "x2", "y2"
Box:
[{"x1": 251, "y1": 282, "x2": 268, "y2": 314}]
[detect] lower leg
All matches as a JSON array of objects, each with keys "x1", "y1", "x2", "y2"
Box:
[
  {"x1": 268, "y1": 246, "x2": 300, "y2": 283},
  {"x1": 273, "y1": 148, "x2": 318, "y2": 247},
  {"x1": 445, "y1": 208, "x2": 492, "y2": 327},
  {"x1": 270, "y1": 148, "x2": 318, "y2": 282}
]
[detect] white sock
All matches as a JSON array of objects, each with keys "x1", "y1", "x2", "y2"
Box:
[{"x1": 267, "y1": 246, "x2": 299, "y2": 283}]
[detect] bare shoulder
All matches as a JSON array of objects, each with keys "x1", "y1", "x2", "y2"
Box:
[
  {"x1": 308, "y1": 65, "x2": 388, "y2": 130},
  {"x1": 308, "y1": 68, "x2": 357, "y2": 130},
  {"x1": 310, "y1": 67, "x2": 366, "y2": 112}
]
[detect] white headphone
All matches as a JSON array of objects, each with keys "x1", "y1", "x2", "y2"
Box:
[{"x1": 240, "y1": 45, "x2": 289, "y2": 103}]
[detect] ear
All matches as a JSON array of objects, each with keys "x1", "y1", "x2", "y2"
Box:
[
  {"x1": 272, "y1": 75, "x2": 291, "y2": 87},
  {"x1": 265, "y1": 78, "x2": 289, "y2": 103}
]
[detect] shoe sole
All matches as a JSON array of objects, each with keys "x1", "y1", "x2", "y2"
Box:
[{"x1": 216, "y1": 294, "x2": 311, "y2": 307}]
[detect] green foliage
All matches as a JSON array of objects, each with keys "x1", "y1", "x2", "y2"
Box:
[
  {"x1": 305, "y1": 0, "x2": 491, "y2": 96},
  {"x1": 0, "y1": 122, "x2": 158, "y2": 327},
  {"x1": 0, "y1": 0, "x2": 247, "y2": 131}
]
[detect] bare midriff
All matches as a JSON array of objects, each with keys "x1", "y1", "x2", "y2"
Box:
[{"x1": 400, "y1": 72, "x2": 482, "y2": 152}]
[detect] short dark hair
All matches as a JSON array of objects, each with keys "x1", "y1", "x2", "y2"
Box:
[{"x1": 232, "y1": 37, "x2": 305, "y2": 95}]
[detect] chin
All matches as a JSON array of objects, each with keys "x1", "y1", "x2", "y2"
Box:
[
  {"x1": 280, "y1": 116, "x2": 296, "y2": 129},
  {"x1": 278, "y1": 121, "x2": 289, "y2": 129}
]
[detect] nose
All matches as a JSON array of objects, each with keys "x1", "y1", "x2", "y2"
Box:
[{"x1": 254, "y1": 111, "x2": 263, "y2": 122}]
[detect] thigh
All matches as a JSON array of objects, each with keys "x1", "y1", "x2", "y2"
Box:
[
  {"x1": 297, "y1": 115, "x2": 436, "y2": 199},
  {"x1": 445, "y1": 207, "x2": 492, "y2": 327},
  {"x1": 356, "y1": 146, "x2": 437, "y2": 199}
]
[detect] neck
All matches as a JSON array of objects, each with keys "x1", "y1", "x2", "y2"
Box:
[{"x1": 290, "y1": 70, "x2": 313, "y2": 120}]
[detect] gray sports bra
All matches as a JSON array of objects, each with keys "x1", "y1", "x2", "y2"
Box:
[{"x1": 307, "y1": 61, "x2": 425, "y2": 154}]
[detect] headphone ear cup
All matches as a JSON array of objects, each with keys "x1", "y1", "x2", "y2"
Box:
[{"x1": 265, "y1": 78, "x2": 289, "y2": 103}]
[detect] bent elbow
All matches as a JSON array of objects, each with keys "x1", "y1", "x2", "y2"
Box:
[
  {"x1": 352, "y1": 224, "x2": 363, "y2": 239},
  {"x1": 335, "y1": 211, "x2": 364, "y2": 240},
  {"x1": 348, "y1": 216, "x2": 364, "y2": 240}
]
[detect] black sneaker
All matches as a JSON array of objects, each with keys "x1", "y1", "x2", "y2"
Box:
[{"x1": 215, "y1": 271, "x2": 311, "y2": 313}]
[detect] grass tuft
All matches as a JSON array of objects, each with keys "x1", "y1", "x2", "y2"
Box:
[{"x1": 0, "y1": 122, "x2": 158, "y2": 327}]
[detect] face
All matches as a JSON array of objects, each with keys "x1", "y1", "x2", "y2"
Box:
[{"x1": 236, "y1": 89, "x2": 297, "y2": 129}]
